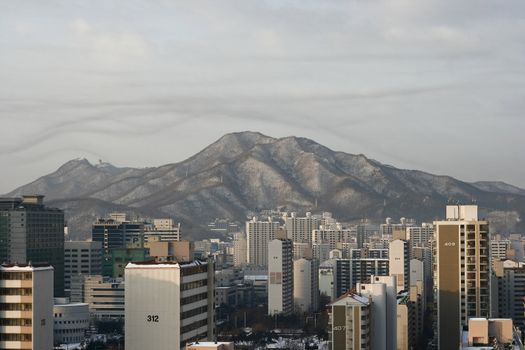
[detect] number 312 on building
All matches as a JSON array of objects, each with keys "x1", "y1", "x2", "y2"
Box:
[{"x1": 147, "y1": 315, "x2": 159, "y2": 322}]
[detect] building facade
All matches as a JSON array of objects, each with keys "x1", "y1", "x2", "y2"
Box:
[
  {"x1": 246, "y1": 218, "x2": 279, "y2": 267},
  {"x1": 0, "y1": 196, "x2": 65, "y2": 296},
  {"x1": 0, "y1": 263, "x2": 54, "y2": 350},
  {"x1": 268, "y1": 239, "x2": 294, "y2": 316},
  {"x1": 53, "y1": 298, "x2": 89, "y2": 345},
  {"x1": 233, "y1": 232, "x2": 247, "y2": 266},
  {"x1": 389, "y1": 239, "x2": 409, "y2": 293},
  {"x1": 293, "y1": 258, "x2": 319, "y2": 313},
  {"x1": 433, "y1": 205, "x2": 490, "y2": 350},
  {"x1": 333, "y1": 258, "x2": 389, "y2": 299},
  {"x1": 312, "y1": 225, "x2": 352, "y2": 251},
  {"x1": 125, "y1": 260, "x2": 215, "y2": 350},
  {"x1": 328, "y1": 293, "x2": 371, "y2": 350},
  {"x1": 356, "y1": 275, "x2": 397, "y2": 350},
  {"x1": 493, "y1": 260, "x2": 525, "y2": 331},
  {"x1": 81, "y1": 275, "x2": 125, "y2": 319},
  {"x1": 283, "y1": 212, "x2": 320, "y2": 244},
  {"x1": 64, "y1": 241, "x2": 102, "y2": 295},
  {"x1": 143, "y1": 219, "x2": 181, "y2": 246}
]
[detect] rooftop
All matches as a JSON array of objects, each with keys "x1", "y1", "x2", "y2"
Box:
[
  {"x1": 329, "y1": 291, "x2": 370, "y2": 306},
  {"x1": 126, "y1": 259, "x2": 209, "y2": 269},
  {"x1": 1, "y1": 262, "x2": 54, "y2": 271}
]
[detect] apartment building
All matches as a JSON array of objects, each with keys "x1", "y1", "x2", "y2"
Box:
[
  {"x1": 0, "y1": 263, "x2": 54, "y2": 350},
  {"x1": 268, "y1": 238, "x2": 294, "y2": 316},
  {"x1": 246, "y1": 218, "x2": 279, "y2": 267},
  {"x1": 433, "y1": 205, "x2": 490, "y2": 350}
]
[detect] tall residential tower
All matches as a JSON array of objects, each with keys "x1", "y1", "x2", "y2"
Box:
[{"x1": 434, "y1": 205, "x2": 490, "y2": 350}]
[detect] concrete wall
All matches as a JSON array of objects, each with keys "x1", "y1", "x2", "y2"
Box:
[
  {"x1": 125, "y1": 266, "x2": 181, "y2": 350},
  {"x1": 32, "y1": 267, "x2": 54, "y2": 350}
]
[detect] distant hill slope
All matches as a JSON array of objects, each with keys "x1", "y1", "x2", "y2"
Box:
[{"x1": 6, "y1": 131, "x2": 525, "y2": 239}]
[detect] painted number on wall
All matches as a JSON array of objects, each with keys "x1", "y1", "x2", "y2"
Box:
[{"x1": 147, "y1": 315, "x2": 159, "y2": 322}]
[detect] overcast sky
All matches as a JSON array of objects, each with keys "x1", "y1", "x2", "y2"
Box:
[{"x1": 1, "y1": 0, "x2": 525, "y2": 193}]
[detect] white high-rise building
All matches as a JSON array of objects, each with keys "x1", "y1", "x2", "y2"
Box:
[
  {"x1": 0, "y1": 263, "x2": 54, "y2": 350},
  {"x1": 283, "y1": 212, "x2": 320, "y2": 244},
  {"x1": 125, "y1": 260, "x2": 215, "y2": 350},
  {"x1": 312, "y1": 224, "x2": 352, "y2": 250},
  {"x1": 268, "y1": 239, "x2": 294, "y2": 316},
  {"x1": 389, "y1": 239, "x2": 409, "y2": 293},
  {"x1": 407, "y1": 223, "x2": 434, "y2": 251},
  {"x1": 356, "y1": 275, "x2": 397, "y2": 350},
  {"x1": 293, "y1": 258, "x2": 319, "y2": 313},
  {"x1": 246, "y1": 218, "x2": 279, "y2": 267}
]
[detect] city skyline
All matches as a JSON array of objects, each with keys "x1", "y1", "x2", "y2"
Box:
[
  {"x1": 1, "y1": 0, "x2": 525, "y2": 193},
  {"x1": 2, "y1": 1, "x2": 525, "y2": 349}
]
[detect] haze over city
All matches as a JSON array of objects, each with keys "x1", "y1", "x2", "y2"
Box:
[
  {"x1": 3, "y1": 2, "x2": 525, "y2": 350},
  {"x1": 1, "y1": 0, "x2": 525, "y2": 194}
]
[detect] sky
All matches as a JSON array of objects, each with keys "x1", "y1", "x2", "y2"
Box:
[{"x1": 1, "y1": 0, "x2": 525, "y2": 193}]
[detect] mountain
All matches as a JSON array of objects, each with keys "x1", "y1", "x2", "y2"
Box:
[
  {"x1": 471, "y1": 181, "x2": 525, "y2": 197},
  {"x1": 6, "y1": 131, "x2": 525, "y2": 239}
]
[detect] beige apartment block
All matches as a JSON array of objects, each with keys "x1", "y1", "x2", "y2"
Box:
[
  {"x1": 0, "y1": 263, "x2": 54, "y2": 350},
  {"x1": 328, "y1": 292, "x2": 371, "y2": 350}
]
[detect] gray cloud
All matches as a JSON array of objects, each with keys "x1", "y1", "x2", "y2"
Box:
[{"x1": 1, "y1": 0, "x2": 525, "y2": 192}]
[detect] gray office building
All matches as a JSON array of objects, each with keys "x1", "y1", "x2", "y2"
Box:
[
  {"x1": 0, "y1": 195, "x2": 65, "y2": 296},
  {"x1": 64, "y1": 241, "x2": 103, "y2": 295}
]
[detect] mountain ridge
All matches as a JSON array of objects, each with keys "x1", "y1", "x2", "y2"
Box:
[{"x1": 5, "y1": 131, "x2": 525, "y2": 239}]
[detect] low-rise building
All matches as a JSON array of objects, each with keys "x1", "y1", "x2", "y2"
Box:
[
  {"x1": 53, "y1": 298, "x2": 89, "y2": 345},
  {"x1": 82, "y1": 275, "x2": 125, "y2": 319},
  {"x1": 186, "y1": 341, "x2": 234, "y2": 350},
  {"x1": 149, "y1": 240, "x2": 194, "y2": 262},
  {"x1": 460, "y1": 318, "x2": 524, "y2": 349}
]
